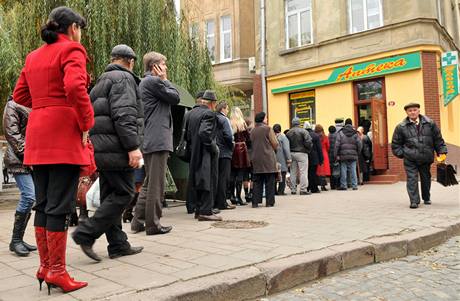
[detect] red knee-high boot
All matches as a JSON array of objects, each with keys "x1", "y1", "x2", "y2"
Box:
[
  {"x1": 45, "y1": 231, "x2": 87, "y2": 295},
  {"x1": 35, "y1": 227, "x2": 49, "y2": 291}
]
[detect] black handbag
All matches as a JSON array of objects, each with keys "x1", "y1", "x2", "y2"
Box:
[
  {"x1": 437, "y1": 163, "x2": 459, "y2": 187},
  {"x1": 175, "y1": 111, "x2": 191, "y2": 162}
]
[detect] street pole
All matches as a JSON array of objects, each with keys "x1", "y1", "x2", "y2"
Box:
[{"x1": 260, "y1": 0, "x2": 267, "y2": 113}]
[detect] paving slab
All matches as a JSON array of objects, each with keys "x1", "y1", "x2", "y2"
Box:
[{"x1": 0, "y1": 181, "x2": 458, "y2": 300}]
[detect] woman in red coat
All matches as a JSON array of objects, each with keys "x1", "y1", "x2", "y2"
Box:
[
  {"x1": 13, "y1": 7, "x2": 94, "y2": 294},
  {"x1": 315, "y1": 125, "x2": 331, "y2": 191}
]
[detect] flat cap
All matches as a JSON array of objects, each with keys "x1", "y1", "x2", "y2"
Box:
[
  {"x1": 404, "y1": 102, "x2": 420, "y2": 110},
  {"x1": 111, "y1": 44, "x2": 137, "y2": 60},
  {"x1": 292, "y1": 117, "x2": 301, "y2": 126}
]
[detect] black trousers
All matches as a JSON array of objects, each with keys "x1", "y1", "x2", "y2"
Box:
[
  {"x1": 73, "y1": 170, "x2": 134, "y2": 254},
  {"x1": 253, "y1": 173, "x2": 276, "y2": 206},
  {"x1": 308, "y1": 164, "x2": 319, "y2": 192},
  {"x1": 276, "y1": 171, "x2": 287, "y2": 194},
  {"x1": 215, "y1": 158, "x2": 231, "y2": 209},
  {"x1": 404, "y1": 160, "x2": 431, "y2": 204},
  {"x1": 186, "y1": 178, "x2": 197, "y2": 214},
  {"x1": 33, "y1": 164, "x2": 80, "y2": 232}
]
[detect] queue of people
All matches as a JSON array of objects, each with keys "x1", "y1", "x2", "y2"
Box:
[{"x1": 3, "y1": 5, "x2": 449, "y2": 297}]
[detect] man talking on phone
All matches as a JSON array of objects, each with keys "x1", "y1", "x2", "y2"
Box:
[{"x1": 131, "y1": 51, "x2": 180, "y2": 235}]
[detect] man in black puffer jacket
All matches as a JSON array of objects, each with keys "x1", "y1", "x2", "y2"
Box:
[
  {"x1": 73, "y1": 45, "x2": 144, "y2": 262},
  {"x1": 334, "y1": 118, "x2": 362, "y2": 191},
  {"x1": 391, "y1": 102, "x2": 447, "y2": 209}
]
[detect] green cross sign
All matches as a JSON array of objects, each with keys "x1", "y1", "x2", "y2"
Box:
[{"x1": 442, "y1": 52, "x2": 456, "y2": 65}]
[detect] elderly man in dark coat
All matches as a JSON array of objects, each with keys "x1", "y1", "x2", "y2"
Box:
[
  {"x1": 391, "y1": 102, "x2": 447, "y2": 209},
  {"x1": 187, "y1": 90, "x2": 222, "y2": 221},
  {"x1": 250, "y1": 112, "x2": 279, "y2": 208},
  {"x1": 131, "y1": 51, "x2": 180, "y2": 235},
  {"x1": 304, "y1": 122, "x2": 324, "y2": 193}
]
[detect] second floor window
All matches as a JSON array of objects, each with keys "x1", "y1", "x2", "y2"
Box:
[
  {"x1": 349, "y1": 0, "x2": 383, "y2": 33},
  {"x1": 220, "y1": 15, "x2": 232, "y2": 62},
  {"x1": 205, "y1": 20, "x2": 216, "y2": 63},
  {"x1": 190, "y1": 22, "x2": 199, "y2": 41},
  {"x1": 285, "y1": 0, "x2": 313, "y2": 49}
]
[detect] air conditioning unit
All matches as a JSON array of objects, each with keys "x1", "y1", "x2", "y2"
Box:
[{"x1": 248, "y1": 57, "x2": 256, "y2": 73}]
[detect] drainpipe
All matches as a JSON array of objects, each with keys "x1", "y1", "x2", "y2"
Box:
[{"x1": 260, "y1": 0, "x2": 267, "y2": 113}]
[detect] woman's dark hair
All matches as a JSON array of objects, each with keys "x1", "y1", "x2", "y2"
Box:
[
  {"x1": 41, "y1": 6, "x2": 86, "y2": 44},
  {"x1": 273, "y1": 124, "x2": 282, "y2": 133},
  {"x1": 328, "y1": 125, "x2": 337, "y2": 134}
]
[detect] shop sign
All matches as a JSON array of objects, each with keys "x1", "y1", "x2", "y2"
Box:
[
  {"x1": 272, "y1": 52, "x2": 421, "y2": 94},
  {"x1": 441, "y1": 51, "x2": 459, "y2": 106},
  {"x1": 290, "y1": 91, "x2": 315, "y2": 126}
]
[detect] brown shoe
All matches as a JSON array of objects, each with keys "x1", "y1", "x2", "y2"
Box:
[{"x1": 197, "y1": 214, "x2": 223, "y2": 221}]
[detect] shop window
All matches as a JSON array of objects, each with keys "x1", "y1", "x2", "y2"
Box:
[
  {"x1": 289, "y1": 90, "x2": 316, "y2": 127},
  {"x1": 205, "y1": 20, "x2": 216, "y2": 64},
  {"x1": 220, "y1": 15, "x2": 232, "y2": 62},
  {"x1": 349, "y1": 0, "x2": 383, "y2": 33},
  {"x1": 356, "y1": 79, "x2": 383, "y2": 101},
  {"x1": 285, "y1": 0, "x2": 313, "y2": 49}
]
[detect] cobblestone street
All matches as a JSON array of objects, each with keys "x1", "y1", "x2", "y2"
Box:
[{"x1": 266, "y1": 236, "x2": 460, "y2": 301}]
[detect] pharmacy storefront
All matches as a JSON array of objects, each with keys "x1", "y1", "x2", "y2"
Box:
[{"x1": 267, "y1": 48, "x2": 460, "y2": 178}]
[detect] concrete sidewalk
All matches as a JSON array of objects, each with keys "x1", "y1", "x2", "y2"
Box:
[{"x1": 0, "y1": 182, "x2": 458, "y2": 301}]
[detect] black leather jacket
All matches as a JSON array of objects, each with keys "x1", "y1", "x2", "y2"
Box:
[
  {"x1": 2, "y1": 96, "x2": 31, "y2": 174},
  {"x1": 391, "y1": 115, "x2": 447, "y2": 164},
  {"x1": 286, "y1": 126, "x2": 312, "y2": 153}
]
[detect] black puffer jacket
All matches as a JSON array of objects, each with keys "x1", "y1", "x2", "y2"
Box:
[
  {"x1": 89, "y1": 64, "x2": 144, "y2": 170},
  {"x1": 334, "y1": 125, "x2": 362, "y2": 161},
  {"x1": 307, "y1": 128, "x2": 324, "y2": 166},
  {"x1": 391, "y1": 115, "x2": 447, "y2": 164},
  {"x1": 286, "y1": 126, "x2": 312, "y2": 153},
  {"x1": 328, "y1": 132, "x2": 338, "y2": 162},
  {"x1": 2, "y1": 96, "x2": 31, "y2": 174}
]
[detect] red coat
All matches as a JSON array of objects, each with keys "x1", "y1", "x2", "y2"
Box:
[
  {"x1": 317, "y1": 136, "x2": 331, "y2": 176},
  {"x1": 13, "y1": 34, "x2": 94, "y2": 166}
]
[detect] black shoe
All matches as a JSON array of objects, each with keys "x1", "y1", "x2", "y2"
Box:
[
  {"x1": 311, "y1": 190, "x2": 321, "y2": 194},
  {"x1": 122, "y1": 210, "x2": 133, "y2": 223},
  {"x1": 410, "y1": 203, "x2": 419, "y2": 209},
  {"x1": 300, "y1": 191, "x2": 311, "y2": 195},
  {"x1": 352, "y1": 187, "x2": 358, "y2": 191},
  {"x1": 229, "y1": 196, "x2": 237, "y2": 205},
  {"x1": 146, "y1": 226, "x2": 172, "y2": 235},
  {"x1": 321, "y1": 186, "x2": 328, "y2": 191},
  {"x1": 291, "y1": 191, "x2": 297, "y2": 195},
  {"x1": 69, "y1": 212, "x2": 79, "y2": 227},
  {"x1": 131, "y1": 222, "x2": 145, "y2": 234},
  {"x1": 219, "y1": 204, "x2": 236, "y2": 210},
  {"x1": 10, "y1": 241, "x2": 29, "y2": 257},
  {"x1": 212, "y1": 208, "x2": 221, "y2": 215},
  {"x1": 236, "y1": 199, "x2": 247, "y2": 206},
  {"x1": 79, "y1": 244, "x2": 102, "y2": 262},
  {"x1": 252, "y1": 204, "x2": 258, "y2": 208},
  {"x1": 22, "y1": 241, "x2": 37, "y2": 251},
  {"x1": 162, "y1": 200, "x2": 168, "y2": 208},
  {"x1": 10, "y1": 211, "x2": 31, "y2": 257},
  {"x1": 337, "y1": 187, "x2": 347, "y2": 191},
  {"x1": 424, "y1": 200, "x2": 431, "y2": 205},
  {"x1": 266, "y1": 204, "x2": 274, "y2": 207},
  {"x1": 109, "y1": 246, "x2": 143, "y2": 259}
]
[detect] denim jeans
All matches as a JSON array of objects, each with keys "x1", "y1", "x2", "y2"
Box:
[
  {"x1": 13, "y1": 173, "x2": 35, "y2": 213},
  {"x1": 340, "y1": 160, "x2": 358, "y2": 189}
]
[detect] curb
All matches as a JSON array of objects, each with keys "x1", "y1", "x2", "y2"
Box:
[{"x1": 102, "y1": 221, "x2": 460, "y2": 301}]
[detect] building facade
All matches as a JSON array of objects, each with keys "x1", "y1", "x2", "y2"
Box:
[
  {"x1": 181, "y1": 0, "x2": 256, "y2": 111},
  {"x1": 255, "y1": 0, "x2": 460, "y2": 179}
]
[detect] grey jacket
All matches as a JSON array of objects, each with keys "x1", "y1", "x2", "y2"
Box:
[
  {"x1": 140, "y1": 72, "x2": 180, "y2": 154},
  {"x1": 391, "y1": 115, "x2": 447, "y2": 164},
  {"x1": 275, "y1": 133, "x2": 291, "y2": 172}
]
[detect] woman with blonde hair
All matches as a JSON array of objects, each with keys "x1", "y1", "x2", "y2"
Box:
[{"x1": 229, "y1": 107, "x2": 251, "y2": 205}]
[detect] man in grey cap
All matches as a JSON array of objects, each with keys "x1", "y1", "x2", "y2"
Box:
[
  {"x1": 391, "y1": 102, "x2": 447, "y2": 209},
  {"x1": 73, "y1": 44, "x2": 144, "y2": 261},
  {"x1": 131, "y1": 51, "x2": 180, "y2": 235},
  {"x1": 286, "y1": 117, "x2": 312, "y2": 195}
]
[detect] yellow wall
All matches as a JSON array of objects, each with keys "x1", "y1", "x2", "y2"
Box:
[
  {"x1": 315, "y1": 82, "x2": 354, "y2": 128},
  {"x1": 440, "y1": 94, "x2": 460, "y2": 146},
  {"x1": 385, "y1": 70, "x2": 425, "y2": 138}
]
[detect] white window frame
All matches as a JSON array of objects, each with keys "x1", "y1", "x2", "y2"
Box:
[
  {"x1": 285, "y1": 0, "x2": 314, "y2": 49},
  {"x1": 220, "y1": 15, "x2": 232, "y2": 63},
  {"x1": 348, "y1": 0, "x2": 384, "y2": 34},
  {"x1": 205, "y1": 19, "x2": 216, "y2": 64},
  {"x1": 189, "y1": 22, "x2": 199, "y2": 41}
]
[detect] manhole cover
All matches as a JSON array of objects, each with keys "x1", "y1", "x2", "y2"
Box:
[{"x1": 211, "y1": 220, "x2": 268, "y2": 229}]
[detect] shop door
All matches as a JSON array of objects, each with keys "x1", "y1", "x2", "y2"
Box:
[
  {"x1": 371, "y1": 98, "x2": 388, "y2": 170},
  {"x1": 354, "y1": 78, "x2": 388, "y2": 170}
]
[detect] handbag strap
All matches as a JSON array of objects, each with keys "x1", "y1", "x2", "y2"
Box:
[{"x1": 179, "y1": 110, "x2": 189, "y2": 143}]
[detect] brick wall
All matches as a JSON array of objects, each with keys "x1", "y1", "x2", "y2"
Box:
[{"x1": 252, "y1": 74, "x2": 264, "y2": 115}]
